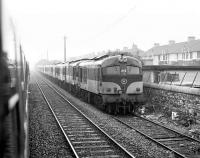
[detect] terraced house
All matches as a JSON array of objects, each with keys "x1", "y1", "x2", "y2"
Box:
[{"x1": 143, "y1": 36, "x2": 200, "y2": 65}]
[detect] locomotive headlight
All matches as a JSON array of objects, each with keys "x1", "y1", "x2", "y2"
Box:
[
  {"x1": 118, "y1": 90, "x2": 122, "y2": 94},
  {"x1": 118, "y1": 57, "x2": 127, "y2": 63},
  {"x1": 123, "y1": 57, "x2": 127, "y2": 62},
  {"x1": 136, "y1": 88, "x2": 140, "y2": 92},
  {"x1": 118, "y1": 57, "x2": 123, "y2": 62}
]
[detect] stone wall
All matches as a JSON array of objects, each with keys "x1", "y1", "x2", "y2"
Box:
[{"x1": 143, "y1": 83, "x2": 200, "y2": 121}]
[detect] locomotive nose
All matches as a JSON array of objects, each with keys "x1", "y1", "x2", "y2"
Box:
[{"x1": 120, "y1": 93, "x2": 127, "y2": 100}]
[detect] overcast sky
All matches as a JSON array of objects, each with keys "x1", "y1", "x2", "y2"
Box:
[{"x1": 4, "y1": 0, "x2": 200, "y2": 66}]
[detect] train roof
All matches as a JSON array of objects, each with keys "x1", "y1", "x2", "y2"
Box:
[
  {"x1": 69, "y1": 59, "x2": 92, "y2": 66},
  {"x1": 69, "y1": 58, "x2": 92, "y2": 64},
  {"x1": 79, "y1": 54, "x2": 142, "y2": 68}
]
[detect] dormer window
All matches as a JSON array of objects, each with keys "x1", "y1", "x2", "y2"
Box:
[{"x1": 197, "y1": 51, "x2": 200, "y2": 59}]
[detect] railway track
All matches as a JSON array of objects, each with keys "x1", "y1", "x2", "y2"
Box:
[
  {"x1": 35, "y1": 77, "x2": 136, "y2": 158},
  {"x1": 114, "y1": 115, "x2": 200, "y2": 158}
]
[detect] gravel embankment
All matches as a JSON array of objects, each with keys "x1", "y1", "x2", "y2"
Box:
[
  {"x1": 43, "y1": 76, "x2": 174, "y2": 158},
  {"x1": 28, "y1": 76, "x2": 74, "y2": 158}
]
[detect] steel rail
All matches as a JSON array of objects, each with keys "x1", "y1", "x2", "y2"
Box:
[
  {"x1": 114, "y1": 116, "x2": 196, "y2": 158},
  {"x1": 37, "y1": 75, "x2": 136, "y2": 158},
  {"x1": 35, "y1": 80, "x2": 80, "y2": 158},
  {"x1": 138, "y1": 115, "x2": 200, "y2": 143}
]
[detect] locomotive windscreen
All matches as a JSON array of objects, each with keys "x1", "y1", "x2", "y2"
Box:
[
  {"x1": 103, "y1": 65, "x2": 140, "y2": 75},
  {"x1": 127, "y1": 66, "x2": 140, "y2": 74},
  {"x1": 103, "y1": 66, "x2": 120, "y2": 75}
]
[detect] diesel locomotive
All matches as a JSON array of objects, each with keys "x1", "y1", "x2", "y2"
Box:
[{"x1": 39, "y1": 53, "x2": 145, "y2": 114}]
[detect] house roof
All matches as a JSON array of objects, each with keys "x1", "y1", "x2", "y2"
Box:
[{"x1": 145, "y1": 39, "x2": 200, "y2": 56}]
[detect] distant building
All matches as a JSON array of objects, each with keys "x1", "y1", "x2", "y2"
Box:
[
  {"x1": 122, "y1": 43, "x2": 144, "y2": 56},
  {"x1": 143, "y1": 36, "x2": 200, "y2": 65}
]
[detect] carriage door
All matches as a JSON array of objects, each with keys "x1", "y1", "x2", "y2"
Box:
[{"x1": 97, "y1": 66, "x2": 101, "y2": 93}]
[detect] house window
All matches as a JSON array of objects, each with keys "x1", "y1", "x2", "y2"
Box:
[
  {"x1": 186, "y1": 53, "x2": 189, "y2": 59},
  {"x1": 162, "y1": 54, "x2": 168, "y2": 61},
  {"x1": 182, "y1": 53, "x2": 185, "y2": 60},
  {"x1": 197, "y1": 51, "x2": 200, "y2": 59},
  {"x1": 161, "y1": 50, "x2": 165, "y2": 61},
  {"x1": 190, "y1": 52, "x2": 193, "y2": 59}
]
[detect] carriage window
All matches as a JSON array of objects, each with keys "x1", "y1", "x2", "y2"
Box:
[
  {"x1": 83, "y1": 68, "x2": 87, "y2": 83},
  {"x1": 127, "y1": 66, "x2": 139, "y2": 74},
  {"x1": 103, "y1": 66, "x2": 120, "y2": 75}
]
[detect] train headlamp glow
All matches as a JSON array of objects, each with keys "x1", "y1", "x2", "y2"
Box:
[
  {"x1": 118, "y1": 90, "x2": 122, "y2": 94},
  {"x1": 123, "y1": 57, "x2": 127, "y2": 62},
  {"x1": 118, "y1": 56, "x2": 127, "y2": 63},
  {"x1": 119, "y1": 57, "x2": 123, "y2": 62}
]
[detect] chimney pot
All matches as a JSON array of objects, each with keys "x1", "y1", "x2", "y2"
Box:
[
  {"x1": 188, "y1": 36, "x2": 195, "y2": 42},
  {"x1": 169, "y1": 40, "x2": 175, "y2": 45}
]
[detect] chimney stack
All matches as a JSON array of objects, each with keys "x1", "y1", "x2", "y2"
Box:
[
  {"x1": 187, "y1": 36, "x2": 195, "y2": 42},
  {"x1": 169, "y1": 40, "x2": 175, "y2": 45},
  {"x1": 154, "y1": 43, "x2": 160, "y2": 47},
  {"x1": 123, "y1": 47, "x2": 128, "y2": 51}
]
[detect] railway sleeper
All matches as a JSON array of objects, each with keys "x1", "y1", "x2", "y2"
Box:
[
  {"x1": 70, "y1": 137, "x2": 102, "y2": 141},
  {"x1": 156, "y1": 137, "x2": 188, "y2": 142},
  {"x1": 75, "y1": 145, "x2": 111, "y2": 149},
  {"x1": 73, "y1": 141, "x2": 109, "y2": 147},
  {"x1": 72, "y1": 140, "x2": 107, "y2": 144},
  {"x1": 77, "y1": 149, "x2": 119, "y2": 157}
]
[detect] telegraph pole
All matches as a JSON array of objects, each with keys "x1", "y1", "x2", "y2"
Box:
[
  {"x1": 64, "y1": 36, "x2": 67, "y2": 82},
  {"x1": 47, "y1": 50, "x2": 49, "y2": 61},
  {"x1": 64, "y1": 36, "x2": 67, "y2": 62}
]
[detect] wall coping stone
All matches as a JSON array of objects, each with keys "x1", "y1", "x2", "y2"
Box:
[{"x1": 144, "y1": 82, "x2": 200, "y2": 96}]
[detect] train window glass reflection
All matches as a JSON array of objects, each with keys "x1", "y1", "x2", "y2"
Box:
[
  {"x1": 127, "y1": 66, "x2": 139, "y2": 74},
  {"x1": 103, "y1": 66, "x2": 120, "y2": 75}
]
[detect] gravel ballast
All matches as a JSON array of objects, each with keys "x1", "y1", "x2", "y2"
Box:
[
  {"x1": 28, "y1": 76, "x2": 74, "y2": 158},
  {"x1": 42, "y1": 75, "x2": 175, "y2": 158}
]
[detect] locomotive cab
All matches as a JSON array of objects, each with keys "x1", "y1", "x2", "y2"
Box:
[{"x1": 99, "y1": 54, "x2": 144, "y2": 113}]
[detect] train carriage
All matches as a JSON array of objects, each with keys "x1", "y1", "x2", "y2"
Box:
[
  {"x1": 0, "y1": 1, "x2": 30, "y2": 157},
  {"x1": 54, "y1": 63, "x2": 65, "y2": 81},
  {"x1": 38, "y1": 53, "x2": 145, "y2": 114},
  {"x1": 63, "y1": 59, "x2": 91, "y2": 93}
]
